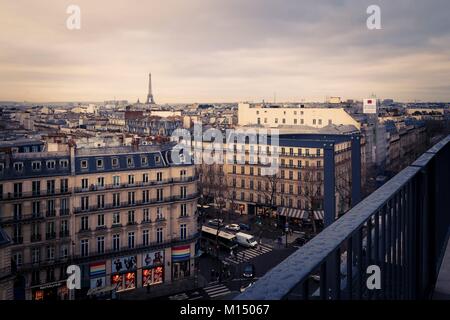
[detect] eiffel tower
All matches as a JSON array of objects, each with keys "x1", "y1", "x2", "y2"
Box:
[{"x1": 146, "y1": 73, "x2": 155, "y2": 104}]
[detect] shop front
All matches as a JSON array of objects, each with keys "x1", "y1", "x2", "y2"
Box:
[
  {"x1": 32, "y1": 280, "x2": 68, "y2": 301},
  {"x1": 142, "y1": 250, "x2": 164, "y2": 287},
  {"x1": 89, "y1": 261, "x2": 106, "y2": 290},
  {"x1": 171, "y1": 245, "x2": 191, "y2": 281},
  {"x1": 111, "y1": 255, "x2": 137, "y2": 292}
]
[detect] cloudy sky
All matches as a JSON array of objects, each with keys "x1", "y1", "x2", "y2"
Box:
[{"x1": 1, "y1": 0, "x2": 450, "y2": 103}]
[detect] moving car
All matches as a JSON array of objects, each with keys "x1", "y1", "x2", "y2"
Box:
[
  {"x1": 207, "y1": 219, "x2": 224, "y2": 227},
  {"x1": 240, "y1": 281, "x2": 254, "y2": 292},
  {"x1": 235, "y1": 232, "x2": 258, "y2": 248},
  {"x1": 242, "y1": 264, "x2": 255, "y2": 278},
  {"x1": 225, "y1": 224, "x2": 240, "y2": 232}
]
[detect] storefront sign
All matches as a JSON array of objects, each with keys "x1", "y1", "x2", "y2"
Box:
[{"x1": 142, "y1": 266, "x2": 164, "y2": 286}]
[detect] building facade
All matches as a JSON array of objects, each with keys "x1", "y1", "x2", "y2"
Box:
[{"x1": 0, "y1": 143, "x2": 199, "y2": 300}]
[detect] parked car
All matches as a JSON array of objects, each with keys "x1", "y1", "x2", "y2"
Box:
[
  {"x1": 293, "y1": 237, "x2": 306, "y2": 246},
  {"x1": 242, "y1": 264, "x2": 255, "y2": 278},
  {"x1": 238, "y1": 223, "x2": 251, "y2": 231},
  {"x1": 207, "y1": 219, "x2": 224, "y2": 227},
  {"x1": 225, "y1": 224, "x2": 240, "y2": 232}
]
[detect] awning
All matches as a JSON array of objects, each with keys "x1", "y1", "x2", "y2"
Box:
[
  {"x1": 277, "y1": 207, "x2": 309, "y2": 220},
  {"x1": 313, "y1": 210, "x2": 324, "y2": 220}
]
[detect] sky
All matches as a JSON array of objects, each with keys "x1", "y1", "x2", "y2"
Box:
[{"x1": 1, "y1": 0, "x2": 450, "y2": 103}]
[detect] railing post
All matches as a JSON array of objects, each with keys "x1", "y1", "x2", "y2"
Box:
[{"x1": 324, "y1": 143, "x2": 335, "y2": 227}]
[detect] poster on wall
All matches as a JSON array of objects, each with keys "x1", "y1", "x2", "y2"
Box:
[
  {"x1": 90, "y1": 262, "x2": 106, "y2": 289},
  {"x1": 142, "y1": 266, "x2": 164, "y2": 286},
  {"x1": 112, "y1": 256, "x2": 137, "y2": 273},
  {"x1": 363, "y1": 98, "x2": 377, "y2": 114},
  {"x1": 124, "y1": 272, "x2": 136, "y2": 290},
  {"x1": 153, "y1": 266, "x2": 163, "y2": 284},
  {"x1": 142, "y1": 250, "x2": 164, "y2": 268},
  {"x1": 111, "y1": 274, "x2": 124, "y2": 291}
]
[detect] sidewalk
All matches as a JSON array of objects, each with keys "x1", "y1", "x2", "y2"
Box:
[{"x1": 117, "y1": 275, "x2": 208, "y2": 300}]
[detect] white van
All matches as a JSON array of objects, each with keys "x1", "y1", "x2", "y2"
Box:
[{"x1": 235, "y1": 232, "x2": 258, "y2": 248}]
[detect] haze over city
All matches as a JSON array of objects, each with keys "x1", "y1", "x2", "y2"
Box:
[{"x1": 1, "y1": 0, "x2": 450, "y2": 103}]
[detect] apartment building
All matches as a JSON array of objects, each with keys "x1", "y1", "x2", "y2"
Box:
[
  {"x1": 0, "y1": 142, "x2": 199, "y2": 300},
  {"x1": 194, "y1": 132, "x2": 361, "y2": 226},
  {"x1": 238, "y1": 103, "x2": 361, "y2": 129}
]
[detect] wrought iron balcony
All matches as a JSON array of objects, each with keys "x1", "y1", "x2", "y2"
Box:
[{"x1": 236, "y1": 135, "x2": 450, "y2": 300}]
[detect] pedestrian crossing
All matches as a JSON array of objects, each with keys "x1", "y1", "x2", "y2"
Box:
[
  {"x1": 203, "y1": 283, "x2": 231, "y2": 299},
  {"x1": 224, "y1": 243, "x2": 273, "y2": 265}
]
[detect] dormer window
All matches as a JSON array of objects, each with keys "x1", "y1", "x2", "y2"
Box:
[
  {"x1": 112, "y1": 158, "x2": 119, "y2": 167},
  {"x1": 59, "y1": 159, "x2": 69, "y2": 168},
  {"x1": 46, "y1": 160, "x2": 56, "y2": 169},
  {"x1": 141, "y1": 156, "x2": 148, "y2": 166},
  {"x1": 14, "y1": 162, "x2": 23, "y2": 172},
  {"x1": 127, "y1": 157, "x2": 134, "y2": 168},
  {"x1": 32, "y1": 161, "x2": 41, "y2": 171},
  {"x1": 96, "y1": 159, "x2": 104, "y2": 169},
  {"x1": 155, "y1": 156, "x2": 160, "y2": 164},
  {"x1": 80, "y1": 160, "x2": 88, "y2": 169}
]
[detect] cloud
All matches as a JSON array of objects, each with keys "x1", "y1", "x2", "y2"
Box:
[{"x1": 0, "y1": 0, "x2": 449, "y2": 102}]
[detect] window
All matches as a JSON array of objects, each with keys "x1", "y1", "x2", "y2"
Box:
[
  {"x1": 81, "y1": 160, "x2": 88, "y2": 169},
  {"x1": 180, "y1": 186, "x2": 187, "y2": 199},
  {"x1": 113, "y1": 234, "x2": 120, "y2": 251},
  {"x1": 127, "y1": 156, "x2": 134, "y2": 167},
  {"x1": 96, "y1": 159, "x2": 104, "y2": 169},
  {"x1": 313, "y1": 119, "x2": 316, "y2": 125},
  {"x1": 128, "y1": 210, "x2": 135, "y2": 224},
  {"x1": 13, "y1": 252, "x2": 23, "y2": 267},
  {"x1": 81, "y1": 216, "x2": 89, "y2": 231},
  {"x1": 180, "y1": 203, "x2": 187, "y2": 217},
  {"x1": 47, "y1": 180, "x2": 55, "y2": 194},
  {"x1": 318, "y1": 119, "x2": 322, "y2": 125},
  {"x1": 142, "y1": 190, "x2": 150, "y2": 203},
  {"x1": 97, "y1": 236, "x2": 105, "y2": 254},
  {"x1": 113, "y1": 193, "x2": 120, "y2": 207},
  {"x1": 47, "y1": 246, "x2": 55, "y2": 261},
  {"x1": 180, "y1": 224, "x2": 187, "y2": 240},
  {"x1": 14, "y1": 162, "x2": 23, "y2": 172},
  {"x1": 32, "y1": 248, "x2": 40, "y2": 264},
  {"x1": 112, "y1": 157, "x2": 119, "y2": 167},
  {"x1": 32, "y1": 180, "x2": 41, "y2": 196},
  {"x1": 156, "y1": 228, "x2": 163, "y2": 244},
  {"x1": 0, "y1": 163, "x2": 4, "y2": 174},
  {"x1": 328, "y1": 119, "x2": 332, "y2": 125},
  {"x1": 143, "y1": 208, "x2": 150, "y2": 222},
  {"x1": 128, "y1": 232, "x2": 135, "y2": 249},
  {"x1": 61, "y1": 246, "x2": 68, "y2": 259},
  {"x1": 157, "y1": 189, "x2": 163, "y2": 201},
  {"x1": 97, "y1": 214, "x2": 105, "y2": 227},
  {"x1": 97, "y1": 195, "x2": 105, "y2": 209},
  {"x1": 32, "y1": 161, "x2": 41, "y2": 171},
  {"x1": 113, "y1": 212, "x2": 120, "y2": 225},
  {"x1": 142, "y1": 173, "x2": 149, "y2": 183},
  {"x1": 81, "y1": 196, "x2": 89, "y2": 211},
  {"x1": 59, "y1": 159, "x2": 69, "y2": 168},
  {"x1": 128, "y1": 174, "x2": 135, "y2": 185},
  {"x1": 46, "y1": 160, "x2": 55, "y2": 169},
  {"x1": 128, "y1": 191, "x2": 135, "y2": 205},
  {"x1": 81, "y1": 178, "x2": 88, "y2": 190},
  {"x1": 155, "y1": 156, "x2": 161, "y2": 164},
  {"x1": 156, "y1": 207, "x2": 163, "y2": 220},
  {"x1": 113, "y1": 175, "x2": 120, "y2": 186},
  {"x1": 97, "y1": 177, "x2": 105, "y2": 188},
  {"x1": 60, "y1": 178, "x2": 68, "y2": 193},
  {"x1": 141, "y1": 156, "x2": 148, "y2": 165},
  {"x1": 156, "y1": 172, "x2": 162, "y2": 181},
  {"x1": 143, "y1": 230, "x2": 149, "y2": 246},
  {"x1": 13, "y1": 203, "x2": 22, "y2": 220},
  {"x1": 32, "y1": 201, "x2": 40, "y2": 217},
  {"x1": 81, "y1": 239, "x2": 89, "y2": 257}
]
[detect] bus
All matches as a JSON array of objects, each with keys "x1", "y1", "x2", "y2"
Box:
[{"x1": 201, "y1": 225, "x2": 238, "y2": 250}]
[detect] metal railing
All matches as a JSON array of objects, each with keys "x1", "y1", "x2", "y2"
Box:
[{"x1": 236, "y1": 135, "x2": 450, "y2": 300}]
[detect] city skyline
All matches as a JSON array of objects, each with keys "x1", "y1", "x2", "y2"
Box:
[{"x1": 1, "y1": 0, "x2": 450, "y2": 103}]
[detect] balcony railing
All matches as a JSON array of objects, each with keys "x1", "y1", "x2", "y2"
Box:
[
  {"x1": 236, "y1": 135, "x2": 450, "y2": 300},
  {"x1": 73, "y1": 193, "x2": 199, "y2": 214},
  {"x1": 0, "y1": 189, "x2": 72, "y2": 201}
]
